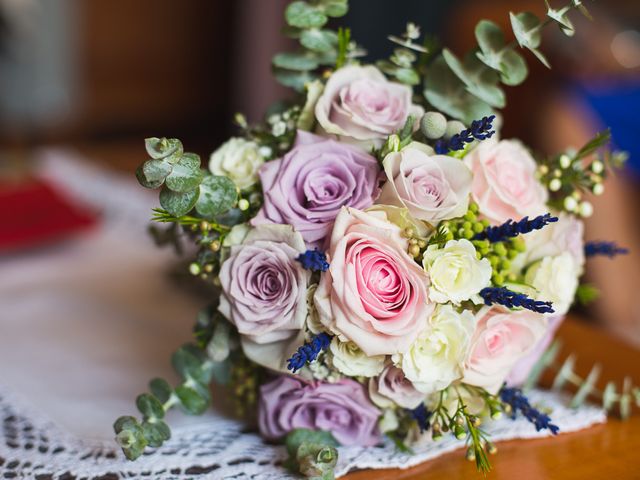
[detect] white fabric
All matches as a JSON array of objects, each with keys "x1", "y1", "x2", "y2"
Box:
[{"x1": 0, "y1": 151, "x2": 606, "y2": 479}]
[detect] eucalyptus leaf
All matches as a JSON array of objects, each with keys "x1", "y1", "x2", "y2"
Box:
[
  {"x1": 300, "y1": 29, "x2": 338, "y2": 53},
  {"x1": 319, "y1": 0, "x2": 348, "y2": 17},
  {"x1": 273, "y1": 68, "x2": 318, "y2": 92},
  {"x1": 394, "y1": 67, "x2": 420, "y2": 86},
  {"x1": 141, "y1": 420, "x2": 171, "y2": 448},
  {"x1": 424, "y1": 55, "x2": 493, "y2": 124},
  {"x1": 475, "y1": 20, "x2": 528, "y2": 86},
  {"x1": 149, "y1": 378, "x2": 172, "y2": 404},
  {"x1": 497, "y1": 49, "x2": 528, "y2": 86},
  {"x1": 510, "y1": 12, "x2": 542, "y2": 50},
  {"x1": 442, "y1": 49, "x2": 505, "y2": 108},
  {"x1": 136, "y1": 393, "x2": 165, "y2": 420},
  {"x1": 145, "y1": 137, "x2": 183, "y2": 162},
  {"x1": 165, "y1": 153, "x2": 204, "y2": 193},
  {"x1": 159, "y1": 187, "x2": 199, "y2": 217},
  {"x1": 172, "y1": 346, "x2": 203, "y2": 381},
  {"x1": 195, "y1": 175, "x2": 238, "y2": 219},
  {"x1": 136, "y1": 164, "x2": 164, "y2": 189},
  {"x1": 142, "y1": 159, "x2": 172, "y2": 183},
  {"x1": 114, "y1": 416, "x2": 147, "y2": 460},
  {"x1": 273, "y1": 52, "x2": 319, "y2": 71},
  {"x1": 286, "y1": 2, "x2": 327, "y2": 29},
  {"x1": 285, "y1": 429, "x2": 338, "y2": 457},
  {"x1": 175, "y1": 384, "x2": 210, "y2": 415}
]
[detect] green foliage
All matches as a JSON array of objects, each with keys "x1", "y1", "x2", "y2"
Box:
[
  {"x1": 285, "y1": 429, "x2": 339, "y2": 479},
  {"x1": 425, "y1": 0, "x2": 589, "y2": 122},
  {"x1": 335, "y1": 27, "x2": 350, "y2": 69},
  {"x1": 195, "y1": 175, "x2": 238, "y2": 219},
  {"x1": 377, "y1": 23, "x2": 427, "y2": 86},
  {"x1": 575, "y1": 283, "x2": 600, "y2": 306},
  {"x1": 159, "y1": 187, "x2": 199, "y2": 217},
  {"x1": 273, "y1": 0, "x2": 350, "y2": 92},
  {"x1": 136, "y1": 393, "x2": 165, "y2": 420}
]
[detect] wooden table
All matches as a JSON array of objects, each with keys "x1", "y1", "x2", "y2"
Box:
[{"x1": 348, "y1": 317, "x2": 640, "y2": 480}]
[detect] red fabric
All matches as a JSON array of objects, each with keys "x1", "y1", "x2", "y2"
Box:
[{"x1": 0, "y1": 179, "x2": 98, "y2": 253}]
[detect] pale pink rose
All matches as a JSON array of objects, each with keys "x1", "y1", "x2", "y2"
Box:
[
  {"x1": 506, "y1": 315, "x2": 564, "y2": 387},
  {"x1": 465, "y1": 139, "x2": 548, "y2": 225},
  {"x1": 314, "y1": 207, "x2": 434, "y2": 356},
  {"x1": 462, "y1": 306, "x2": 548, "y2": 394},
  {"x1": 315, "y1": 65, "x2": 423, "y2": 148},
  {"x1": 368, "y1": 364, "x2": 425, "y2": 409},
  {"x1": 378, "y1": 145, "x2": 472, "y2": 223}
]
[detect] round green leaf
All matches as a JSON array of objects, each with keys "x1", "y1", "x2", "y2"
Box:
[
  {"x1": 149, "y1": 378, "x2": 172, "y2": 404},
  {"x1": 172, "y1": 345, "x2": 210, "y2": 384},
  {"x1": 136, "y1": 164, "x2": 164, "y2": 189},
  {"x1": 510, "y1": 12, "x2": 542, "y2": 50},
  {"x1": 145, "y1": 137, "x2": 183, "y2": 161},
  {"x1": 136, "y1": 393, "x2": 165, "y2": 420},
  {"x1": 272, "y1": 52, "x2": 319, "y2": 71},
  {"x1": 159, "y1": 187, "x2": 199, "y2": 217},
  {"x1": 320, "y1": 0, "x2": 348, "y2": 17},
  {"x1": 142, "y1": 159, "x2": 172, "y2": 183},
  {"x1": 195, "y1": 175, "x2": 238, "y2": 219},
  {"x1": 300, "y1": 29, "x2": 337, "y2": 53},
  {"x1": 286, "y1": 2, "x2": 327, "y2": 29},
  {"x1": 165, "y1": 153, "x2": 203, "y2": 193},
  {"x1": 174, "y1": 385, "x2": 210, "y2": 415},
  {"x1": 394, "y1": 67, "x2": 420, "y2": 86},
  {"x1": 498, "y1": 49, "x2": 528, "y2": 86},
  {"x1": 141, "y1": 420, "x2": 171, "y2": 448},
  {"x1": 273, "y1": 68, "x2": 317, "y2": 92}
]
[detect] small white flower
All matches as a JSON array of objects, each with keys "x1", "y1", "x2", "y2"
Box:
[
  {"x1": 209, "y1": 138, "x2": 264, "y2": 190},
  {"x1": 329, "y1": 338, "x2": 385, "y2": 377},
  {"x1": 422, "y1": 239, "x2": 492, "y2": 304},
  {"x1": 525, "y1": 252, "x2": 580, "y2": 315},
  {"x1": 393, "y1": 304, "x2": 475, "y2": 394}
]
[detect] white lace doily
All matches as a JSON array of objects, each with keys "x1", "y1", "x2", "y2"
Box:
[{"x1": 0, "y1": 151, "x2": 607, "y2": 479}]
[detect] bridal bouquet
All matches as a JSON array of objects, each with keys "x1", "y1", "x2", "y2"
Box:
[{"x1": 114, "y1": 0, "x2": 632, "y2": 477}]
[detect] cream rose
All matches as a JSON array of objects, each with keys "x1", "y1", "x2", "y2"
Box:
[
  {"x1": 329, "y1": 338, "x2": 385, "y2": 378},
  {"x1": 209, "y1": 137, "x2": 264, "y2": 190},
  {"x1": 465, "y1": 139, "x2": 548, "y2": 224},
  {"x1": 525, "y1": 252, "x2": 580, "y2": 315},
  {"x1": 315, "y1": 65, "x2": 423, "y2": 148},
  {"x1": 378, "y1": 145, "x2": 472, "y2": 223},
  {"x1": 422, "y1": 239, "x2": 492, "y2": 304},
  {"x1": 314, "y1": 207, "x2": 434, "y2": 356},
  {"x1": 463, "y1": 306, "x2": 548, "y2": 394},
  {"x1": 394, "y1": 305, "x2": 475, "y2": 394}
]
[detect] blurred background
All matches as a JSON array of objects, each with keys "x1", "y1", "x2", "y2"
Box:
[{"x1": 1, "y1": 0, "x2": 639, "y2": 343}]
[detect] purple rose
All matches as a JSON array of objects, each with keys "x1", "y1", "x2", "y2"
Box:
[
  {"x1": 368, "y1": 365, "x2": 425, "y2": 410},
  {"x1": 252, "y1": 131, "x2": 381, "y2": 247},
  {"x1": 258, "y1": 375, "x2": 381, "y2": 446},
  {"x1": 219, "y1": 224, "x2": 310, "y2": 371}
]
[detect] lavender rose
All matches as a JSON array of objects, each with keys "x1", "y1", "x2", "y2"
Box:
[
  {"x1": 252, "y1": 130, "x2": 381, "y2": 247},
  {"x1": 258, "y1": 375, "x2": 381, "y2": 446},
  {"x1": 218, "y1": 224, "x2": 310, "y2": 371},
  {"x1": 368, "y1": 365, "x2": 425, "y2": 410},
  {"x1": 315, "y1": 65, "x2": 423, "y2": 148}
]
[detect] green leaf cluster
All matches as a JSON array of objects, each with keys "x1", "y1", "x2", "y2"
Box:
[
  {"x1": 377, "y1": 23, "x2": 428, "y2": 86},
  {"x1": 136, "y1": 137, "x2": 238, "y2": 219},
  {"x1": 273, "y1": 0, "x2": 349, "y2": 91},
  {"x1": 425, "y1": 0, "x2": 590, "y2": 123},
  {"x1": 285, "y1": 429, "x2": 339, "y2": 479}
]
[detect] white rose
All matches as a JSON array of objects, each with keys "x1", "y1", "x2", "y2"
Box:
[
  {"x1": 329, "y1": 338, "x2": 385, "y2": 377},
  {"x1": 378, "y1": 145, "x2": 472, "y2": 223},
  {"x1": 525, "y1": 252, "x2": 579, "y2": 315},
  {"x1": 209, "y1": 137, "x2": 264, "y2": 190},
  {"x1": 422, "y1": 239, "x2": 492, "y2": 304},
  {"x1": 393, "y1": 305, "x2": 475, "y2": 394}
]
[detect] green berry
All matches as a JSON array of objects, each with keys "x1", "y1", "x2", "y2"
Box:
[
  {"x1": 445, "y1": 120, "x2": 466, "y2": 139},
  {"x1": 494, "y1": 243, "x2": 507, "y2": 257},
  {"x1": 420, "y1": 111, "x2": 448, "y2": 139}
]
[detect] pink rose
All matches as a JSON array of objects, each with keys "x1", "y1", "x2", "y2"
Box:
[
  {"x1": 258, "y1": 375, "x2": 381, "y2": 446},
  {"x1": 465, "y1": 139, "x2": 548, "y2": 224},
  {"x1": 368, "y1": 364, "x2": 425, "y2": 409},
  {"x1": 315, "y1": 65, "x2": 423, "y2": 147},
  {"x1": 252, "y1": 131, "x2": 380, "y2": 247},
  {"x1": 378, "y1": 145, "x2": 473, "y2": 223},
  {"x1": 314, "y1": 207, "x2": 434, "y2": 356},
  {"x1": 522, "y1": 212, "x2": 585, "y2": 271},
  {"x1": 462, "y1": 306, "x2": 548, "y2": 394}
]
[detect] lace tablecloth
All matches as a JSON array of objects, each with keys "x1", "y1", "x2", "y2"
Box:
[{"x1": 0, "y1": 151, "x2": 607, "y2": 479}]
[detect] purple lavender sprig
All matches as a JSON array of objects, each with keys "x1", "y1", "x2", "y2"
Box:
[
  {"x1": 409, "y1": 403, "x2": 432, "y2": 433},
  {"x1": 296, "y1": 249, "x2": 330, "y2": 272},
  {"x1": 474, "y1": 214, "x2": 558, "y2": 243},
  {"x1": 287, "y1": 333, "x2": 332, "y2": 372},
  {"x1": 584, "y1": 241, "x2": 629, "y2": 259},
  {"x1": 500, "y1": 387, "x2": 560, "y2": 435},
  {"x1": 434, "y1": 115, "x2": 496, "y2": 154},
  {"x1": 480, "y1": 287, "x2": 555, "y2": 314}
]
